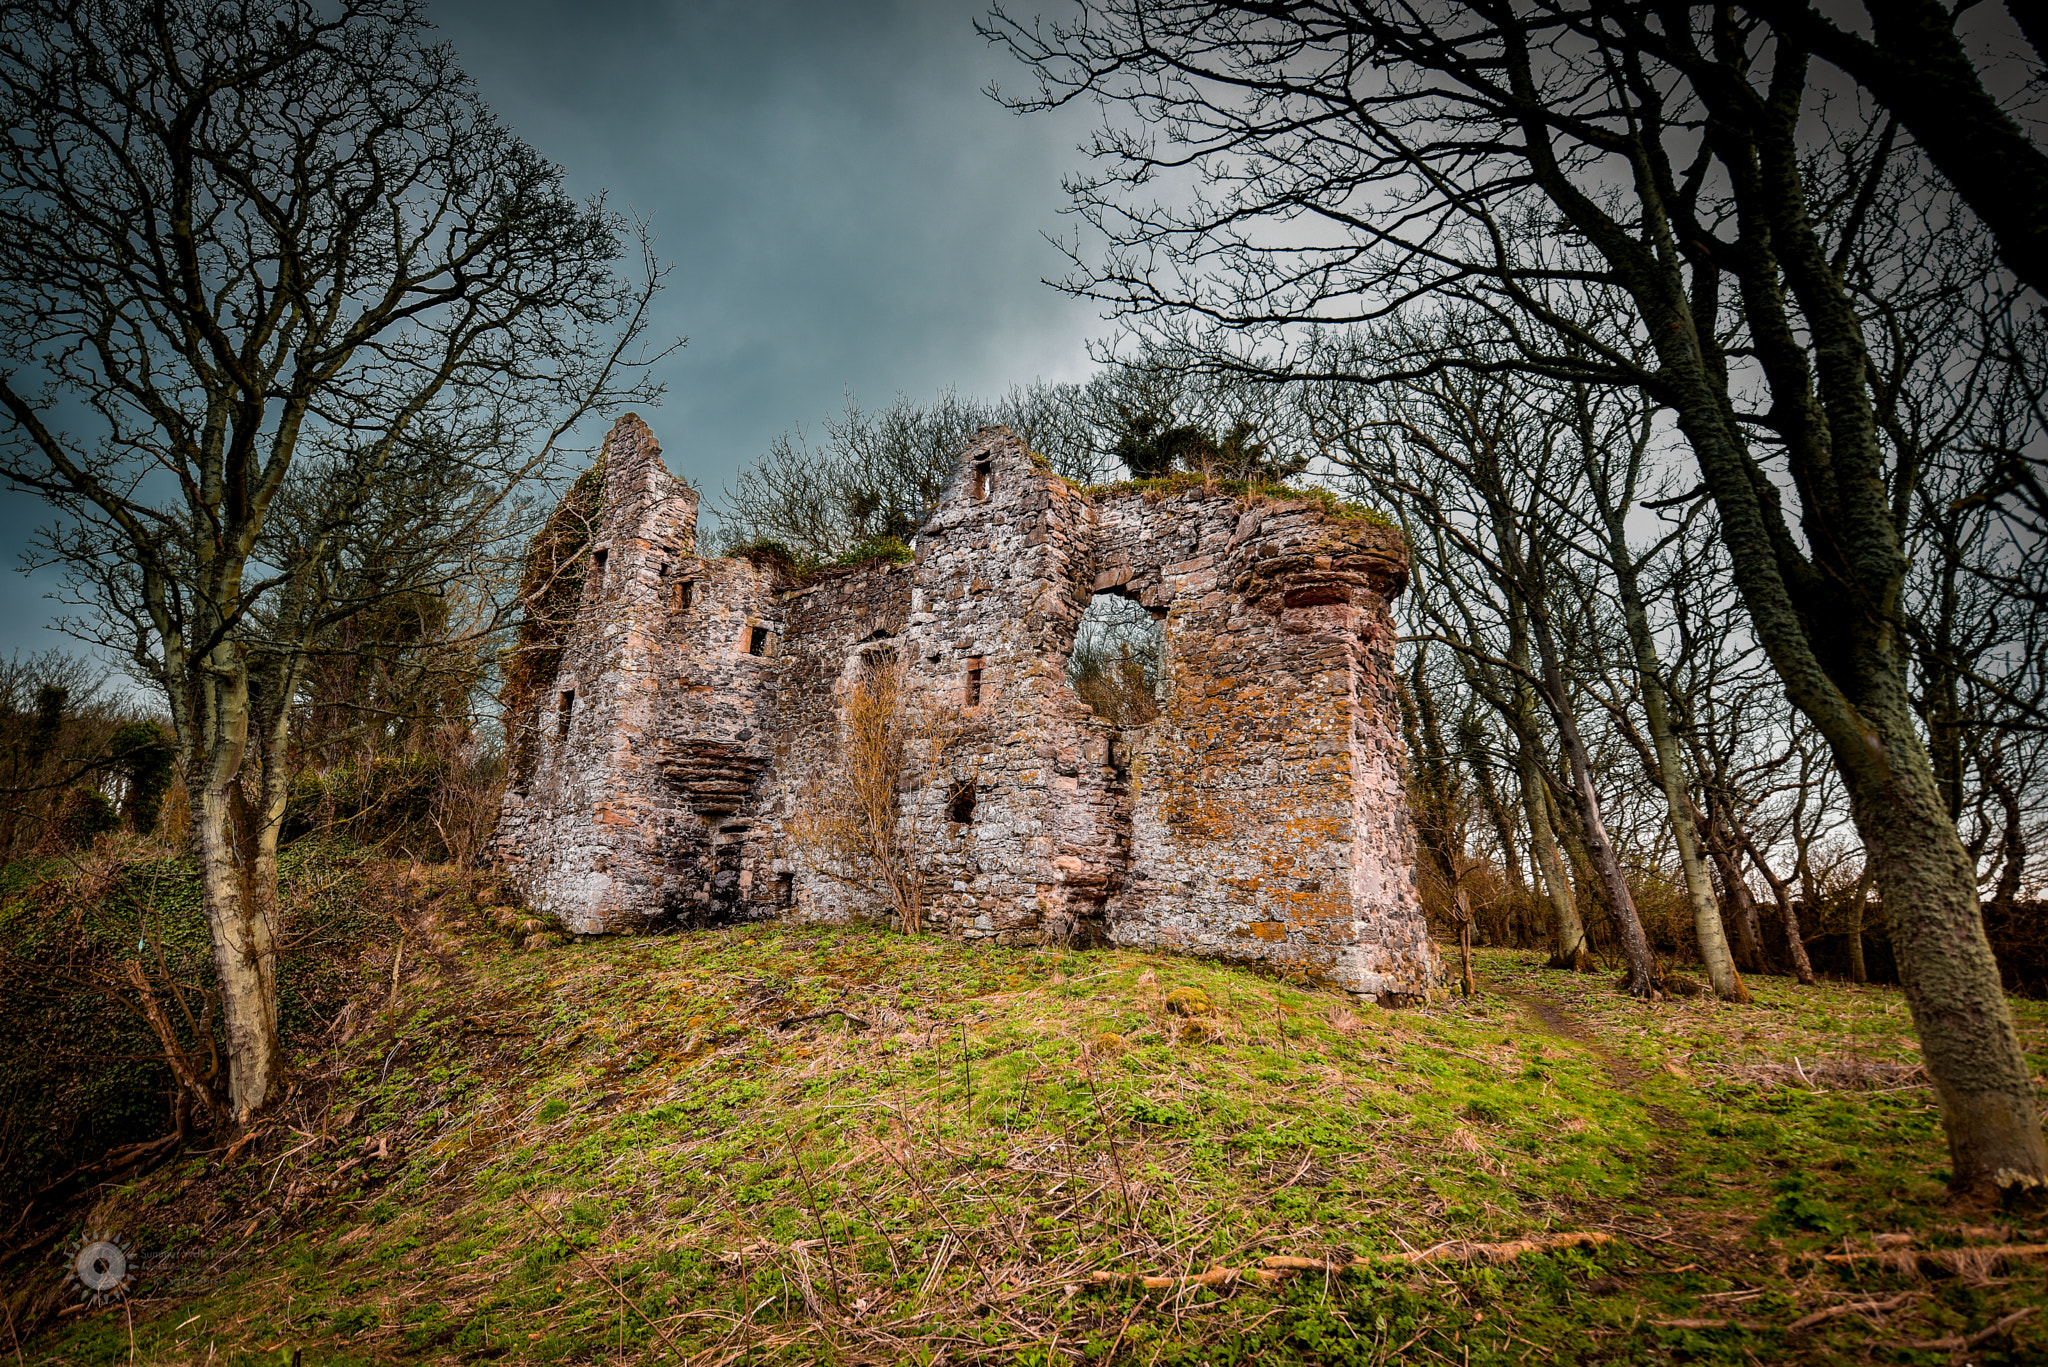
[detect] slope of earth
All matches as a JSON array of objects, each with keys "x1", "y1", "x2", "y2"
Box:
[{"x1": 11, "y1": 879, "x2": 2048, "y2": 1365}]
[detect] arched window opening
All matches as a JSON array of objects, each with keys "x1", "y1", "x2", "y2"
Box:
[{"x1": 1068, "y1": 592, "x2": 1163, "y2": 725}]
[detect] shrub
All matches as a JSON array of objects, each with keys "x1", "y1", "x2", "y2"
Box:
[
  {"x1": 38, "y1": 786, "x2": 119, "y2": 853},
  {"x1": 830, "y1": 535, "x2": 913, "y2": 568}
]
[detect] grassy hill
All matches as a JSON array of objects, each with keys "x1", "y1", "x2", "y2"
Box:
[{"x1": 8, "y1": 863, "x2": 2048, "y2": 1364}]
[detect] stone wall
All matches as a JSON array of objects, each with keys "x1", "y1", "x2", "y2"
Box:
[{"x1": 494, "y1": 416, "x2": 1438, "y2": 999}]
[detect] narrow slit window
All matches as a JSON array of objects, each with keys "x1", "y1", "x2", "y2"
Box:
[
  {"x1": 674, "y1": 579, "x2": 694, "y2": 613},
  {"x1": 964, "y1": 658, "x2": 984, "y2": 707},
  {"x1": 970, "y1": 458, "x2": 992, "y2": 501},
  {"x1": 591, "y1": 548, "x2": 608, "y2": 590},
  {"x1": 947, "y1": 781, "x2": 976, "y2": 825},
  {"x1": 557, "y1": 689, "x2": 575, "y2": 738},
  {"x1": 748, "y1": 626, "x2": 769, "y2": 656}
]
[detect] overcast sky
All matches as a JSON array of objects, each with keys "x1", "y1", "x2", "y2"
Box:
[{"x1": 0, "y1": 0, "x2": 1104, "y2": 666}]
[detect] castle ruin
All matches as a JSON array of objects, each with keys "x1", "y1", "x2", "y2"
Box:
[{"x1": 492, "y1": 415, "x2": 1439, "y2": 1001}]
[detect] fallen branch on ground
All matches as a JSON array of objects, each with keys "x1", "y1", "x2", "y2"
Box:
[
  {"x1": 1087, "y1": 1231, "x2": 1616, "y2": 1290},
  {"x1": 1787, "y1": 1291, "x2": 1926, "y2": 1332},
  {"x1": 1904, "y1": 1306, "x2": 2036, "y2": 1351}
]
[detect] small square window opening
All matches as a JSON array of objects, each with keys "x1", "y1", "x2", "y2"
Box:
[
  {"x1": 748, "y1": 626, "x2": 769, "y2": 656},
  {"x1": 947, "y1": 781, "x2": 976, "y2": 824}
]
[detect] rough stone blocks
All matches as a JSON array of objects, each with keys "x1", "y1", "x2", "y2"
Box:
[{"x1": 493, "y1": 416, "x2": 1438, "y2": 1000}]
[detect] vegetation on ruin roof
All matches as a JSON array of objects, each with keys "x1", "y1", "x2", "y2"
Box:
[
  {"x1": 16, "y1": 868, "x2": 2048, "y2": 1363},
  {"x1": 827, "y1": 534, "x2": 914, "y2": 569},
  {"x1": 723, "y1": 534, "x2": 913, "y2": 586},
  {"x1": 725, "y1": 537, "x2": 802, "y2": 572},
  {"x1": 1086, "y1": 471, "x2": 1396, "y2": 528}
]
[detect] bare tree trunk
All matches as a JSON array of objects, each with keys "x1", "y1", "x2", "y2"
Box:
[
  {"x1": 190, "y1": 668, "x2": 282, "y2": 1123},
  {"x1": 1590, "y1": 461, "x2": 1748, "y2": 1003},
  {"x1": 245, "y1": 659, "x2": 302, "y2": 1031},
  {"x1": 1550, "y1": 698, "x2": 1661, "y2": 997},
  {"x1": 1844, "y1": 700, "x2": 2043, "y2": 1197},
  {"x1": 1739, "y1": 827, "x2": 1817, "y2": 987},
  {"x1": 1464, "y1": 721, "x2": 1528, "y2": 895},
  {"x1": 1986, "y1": 756, "x2": 2027, "y2": 932},
  {"x1": 1702, "y1": 798, "x2": 1770, "y2": 973},
  {"x1": 1520, "y1": 578, "x2": 1661, "y2": 998},
  {"x1": 1846, "y1": 864, "x2": 1874, "y2": 986},
  {"x1": 1455, "y1": 886, "x2": 1477, "y2": 996},
  {"x1": 1518, "y1": 736, "x2": 1589, "y2": 970},
  {"x1": 1506, "y1": 624, "x2": 1591, "y2": 972}
]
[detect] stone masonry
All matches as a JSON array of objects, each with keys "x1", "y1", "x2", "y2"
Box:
[{"x1": 493, "y1": 414, "x2": 1439, "y2": 1001}]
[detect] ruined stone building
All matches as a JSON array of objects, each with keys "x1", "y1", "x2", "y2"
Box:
[{"x1": 493, "y1": 415, "x2": 1439, "y2": 1001}]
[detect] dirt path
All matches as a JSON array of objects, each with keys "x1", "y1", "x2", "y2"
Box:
[{"x1": 1496, "y1": 983, "x2": 1687, "y2": 1132}]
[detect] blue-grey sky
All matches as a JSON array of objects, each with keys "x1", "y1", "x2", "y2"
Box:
[{"x1": 0, "y1": 0, "x2": 1103, "y2": 664}]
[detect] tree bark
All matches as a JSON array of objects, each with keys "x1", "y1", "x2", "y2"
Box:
[
  {"x1": 1517, "y1": 712, "x2": 1590, "y2": 971},
  {"x1": 1456, "y1": 886, "x2": 1478, "y2": 997},
  {"x1": 1847, "y1": 696, "x2": 2042, "y2": 1196},
  {"x1": 190, "y1": 665, "x2": 282, "y2": 1124}
]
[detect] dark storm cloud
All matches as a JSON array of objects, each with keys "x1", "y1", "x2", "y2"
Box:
[
  {"x1": 0, "y1": 0, "x2": 1100, "y2": 661},
  {"x1": 402, "y1": 0, "x2": 1104, "y2": 499}
]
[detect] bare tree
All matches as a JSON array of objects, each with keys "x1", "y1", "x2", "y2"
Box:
[
  {"x1": 986, "y1": 0, "x2": 2045, "y2": 1197},
  {"x1": 1313, "y1": 348, "x2": 1665, "y2": 992},
  {"x1": 720, "y1": 385, "x2": 1109, "y2": 562},
  {"x1": 0, "y1": 0, "x2": 663, "y2": 1122}
]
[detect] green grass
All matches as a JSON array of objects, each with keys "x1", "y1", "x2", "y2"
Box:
[
  {"x1": 15, "y1": 901, "x2": 2048, "y2": 1365},
  {"x1": 1086, "y1": 472, "x2": 1395, "y2": 527}
]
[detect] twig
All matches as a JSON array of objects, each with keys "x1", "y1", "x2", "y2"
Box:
[
  {"x1": 514, "y1": 1190, "x2": 688, "y2": 1360},
  {"x1": 386, "y1": 925, "x2": 407, "y2": 1009},
  {"x1": 1089, "y1": 1231, "x2": 1618, "y2": 1290},
  {"x1": 774, "y1": 1009, "x2": 870, "y2": 1031},
  {"x1": 1079, "y1": 1053, "x2": 1136, "y2": 1232}
]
